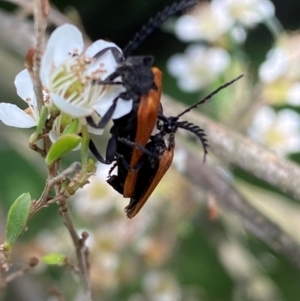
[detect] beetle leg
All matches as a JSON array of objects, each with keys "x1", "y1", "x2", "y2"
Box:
[
  {"x1": 89, "y1": 135, "x2": 116, "y2": 164},
  {"x1": 117, "y1": 137, "x2": 156, "y2": 157},
  {"x1": 94, "y1": 46, "x2": 124, "y2": 63},
  {"x1": 97, "y1": 89, "x2": 136, "y2": 128},
  {"x1": 97, "y1": 96, "x2": 120, "y2": 128}
]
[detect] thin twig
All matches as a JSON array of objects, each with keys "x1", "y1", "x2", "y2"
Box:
[
  {"x1": 162, "y1": 94, "x2": 300, "y2": 204},
  {"x1": 29, "y1": 162, "x2": 81, "y2": 218},
  {"x1": 45, "y1": 160, "x2": 92, "y2": 299},
  {"x1": 64, "y1": 259, "x2": 81, "y2": 275},
  {"x1": 4, "y1": 257, "x2": 39, "y2": 284},
  {"x1": 3, "y1": 0, "x2": 71, "y2": 26},
  {"x1": 58, "y1": 201, "x2": 92, "y2": 301},
  {"x1": 33, "y1": 0, "x2": 49, "y2": 112}
]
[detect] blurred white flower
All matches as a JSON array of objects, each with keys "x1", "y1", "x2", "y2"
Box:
[
  {"x1": 248, "y1": 106, "x2": 300, "y2": 155},
  {"x1": 229, "y1": 25, "x2": 247, "y2": 44},
  {"x1": 143, "y1": 271, "x2": 181, "y2": 301},
  {"x1": 72, "y1": 163, "x2": 123, "y2": 216},
  {"x1": 259, "y1": 34, "x2": 300, "y2": 105},
  {"x1": 174, "y1": 0, "x2": 233, "y2": 42},
  {"x1": 167, "y1": 45, "x2": 230, "y2": 92},
  {"x1": 287, "y1": 82, "x2": 300, "y2": 106},
  {"x1": 174, "y1": 0, "x2": 274, "y2": 44},
  {"x1": 36, "y1": 227, "x2": 75, "y2": 253},
  {"x1": 259, "y1": 48, "x2": 288, "y2": 83},
  {"x1": 224, "y1": 0, "x2": 275, "y2": 28}
]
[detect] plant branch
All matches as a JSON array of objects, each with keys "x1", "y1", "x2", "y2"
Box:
[
  {"x1": 58, "y1": 201, "x2": 92, "y2": 301},
  {"x1": 175, "y1": 139, "x2": 300, "y2": 269},
  {"x1": 29, "y1": 162, "x2": 81, "y2": 218},
  {"x1": 32, "y1": 0, "x2": 49, "y2": 112},
  {"x1": 4, "y1": 257, "x2": 39, "y2": 284},
  {"x1": 4, "y1": 0, "x2": 71, "y2": 27}
]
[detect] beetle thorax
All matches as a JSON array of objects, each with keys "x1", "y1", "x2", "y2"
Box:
[{"x1": 122, "y1": 66, "x2": 154, "y2": 95}]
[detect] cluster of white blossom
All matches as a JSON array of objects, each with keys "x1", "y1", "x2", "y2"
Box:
[
  {"x1": 167, "y1": 0, "x2": 300, "y2": 157},
  {"x1": 168, "y1": 0, "x2": 275, "y2": 92}
]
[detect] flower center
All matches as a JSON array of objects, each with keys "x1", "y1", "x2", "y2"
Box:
[{"x1": 49, "y1": 57, "x2": 108, "y2": 108}]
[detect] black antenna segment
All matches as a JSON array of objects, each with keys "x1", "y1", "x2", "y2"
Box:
[
  {"x1": 123, "y1": 0, "x2": 197, "y2": 57},
  {"x1": 176, "y1": 74, "x2": 244, "y2": 119}
]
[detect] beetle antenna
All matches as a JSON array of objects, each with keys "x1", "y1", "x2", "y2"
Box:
[
  {"x1": 177, "y1": 121, "x2": 208, "y2": 162},
  {"x1": 176, "y1": 74, "x2": 244, "y2": 119},
  {"x1": 123, "y1": 0, "x2": 197, "y2": 57}
]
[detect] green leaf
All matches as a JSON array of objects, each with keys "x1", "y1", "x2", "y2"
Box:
[
  {"x1": 62, "y1": 119, "x2": 79, "y2": 135},
  {"x1": 6, "y1": 193, "x2": 31, "y2": 245},
  {"x1": 45, "y1": 134, "x2": 81, "y2": 165},
  {"x1": 42, "y1": 253, "x2": 66, "y2": 265}
]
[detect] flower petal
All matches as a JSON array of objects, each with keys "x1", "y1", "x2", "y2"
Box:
[
  {"x1": 92, "y1": 84, "x2": 131, "y2": 119},
  {"x1": 93, "y1": 96, "x2": 133, "y2": 120},
  {"x1": 51, "y1": 93, "x2": 93, "y2": 117},
  {"x1": 14, "y1": 69, "x2": 36, "y2": 105},
  {"x1": 112, "y1": 98, "x2": 133, "y2": 119},
  {"x1": 40, "y1": 24, "x2": 84, "y2": 86},
  {"x1": 175, "y1": 15, "x2": 200, "y2": 42},
  {"x1": 0, "y1": 103, "x2": 36, "y2": 128},
  {"x1": 287, "y1": 83, "x2": 300, "y2": 106},
  {"x1": 87, "y1": 50, "x2": 120, "y2": 80},
  {"x1": 167, "y1": 54, "x2": 188, "y2": 77}
]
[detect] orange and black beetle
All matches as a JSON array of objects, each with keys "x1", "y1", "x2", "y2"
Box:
[
  {"x1": 112, "y1": 75, "x2": 243, "y2": 218},
  {"x1": 89, "y1": 0, "x2": 197, "y2": 197}
]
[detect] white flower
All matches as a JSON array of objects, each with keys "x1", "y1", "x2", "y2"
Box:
[
  {"x1": 40, "y1": 23, "x2": 132, "y2": 119},
  {"x1": 287, "y1": 82, "x2": 300, "y2": 106},
  {"x1": 248, "y1": 106, "x2": 300, "y2": 156},
  {"x1": 174, "y1": 0, "x2": 274, "y2": 44},
  {"x1": 0, "y1": 69, "x2": 82, "y2": 145},
  {"x1": 0, "y1": 69, "x2": 38, "y2": 128},
  {"x1": 174, "y1": 0, "x2": 233, "y2": 43},
  {"x1": 229, "y1": 25, "x2": 247, "y2": 44},
  {"x1": 167, "y1": 45, "x2": 230, "y2": 92},
  {"x1": 259, "y1": 48, "x2": 288, "y2": 83},
  {"x1": 142, "y1": 271, "x2": 181, "y2": 301},
  {"x1": 224, "y1": 0, "x2": 275, "y2": 28},
  {"x1": 72, "y1": 163, "x2": 124, "y2": 216},
  {"x1": 0, "y1": 24, "x2": 133, "y2": 132}
]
